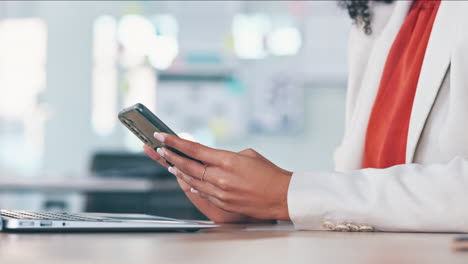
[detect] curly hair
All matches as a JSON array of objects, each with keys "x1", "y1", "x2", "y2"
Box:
[{"x1": 339, "y1": 0, "x2": 395, "y2": 35}]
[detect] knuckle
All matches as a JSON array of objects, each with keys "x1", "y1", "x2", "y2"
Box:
[
  {"x1": 163, "y1": 150, "x2": 173, "y2": 161},
  {"x1": 217, "y1": 191, "x2": 227, "y2": 201},
  {"x1": 190, "y1": 177, "x2": 202, "y2": 189},
  {"x1": 221, "y1": 155, "x2": 236, "y2": 168},
  {"x1": 187, "y1": 176, "x2": 195, "y2": 184},
  {"x1": 217, "y1": 191, "x2": 234, "y2": 203},
  {"x1": 190, "y1": 164, "x2": 203, "y2": 177},
  {"x1": 179, "y1": 163, "x2": 195, "y2": 175},
  {"x1": 186, "y1": 142, "x2": 202, "y2": 156},
  {"x1": 245, "y1": 148, "x2": 256, "y2": 155},
  {"x1": 216, "y1": 200, "x2": 228, "y2": 210},
  {"x1": 165, "y1": 134, "x2": 176, "y2": 145},
  {"x1": 216, "y1": 177, "x2": 229, "y2": 190},
  {"x1": 183, "y1": 174, "x2": 194, "y2": 184},
  {"x1": 240, "y1": 148, "x2": 259, "y2": 158},
  {"x1": 169, "y1": 151, "x2": 180, "y2": 163}
]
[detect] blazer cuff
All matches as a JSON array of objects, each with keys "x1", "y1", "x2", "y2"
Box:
[
  {"x1": 287, "y1": 171, "x2": 373, "y2": 231},
  {"x1": 288, "y1": 171, "x2": 331, "y2": 231}
]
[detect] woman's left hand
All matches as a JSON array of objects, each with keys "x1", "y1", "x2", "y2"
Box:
[{"x1": 154, "y1": 132, "x2": 293, "y2": 221}]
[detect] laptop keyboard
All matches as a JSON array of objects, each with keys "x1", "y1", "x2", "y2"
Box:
[{"x1": 0, "y1": 210, "x2": 115, "y2": 222}]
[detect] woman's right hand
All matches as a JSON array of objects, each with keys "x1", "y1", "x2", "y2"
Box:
[{"x1": 145, "y1": 145, "x2": 273, "y2": 223}]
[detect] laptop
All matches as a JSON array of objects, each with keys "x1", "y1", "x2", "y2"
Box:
[{"x1": 0, "y1": 209, "x2": 219, "y2": 232}]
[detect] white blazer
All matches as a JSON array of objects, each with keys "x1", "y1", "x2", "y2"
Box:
[{"x1": 288, "y1": 0, "x2": 468, "y2": 232}]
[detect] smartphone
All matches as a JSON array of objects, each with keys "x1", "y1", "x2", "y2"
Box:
[{"x1": 118, "y1": 103, "x2": 202, "y2": 164}]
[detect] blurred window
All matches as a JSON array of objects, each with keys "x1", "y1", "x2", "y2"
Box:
[
  {"x1": 232, "y1": 14, "x2": 302, "y2": 59},
  {"x1": 0, "y1": 18, "x2": 47, "y2": 173},
  {"x1": 92, "y1": 16, "x2": 118, "y2": 136}
]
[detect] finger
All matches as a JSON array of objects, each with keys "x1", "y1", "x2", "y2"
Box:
[
  {"x1": 193, "y1": 190, "x2": 230, "y2": 212},
  {"x1": 143, "y1": 145, "x2": 170, "y2": 168},
  {"x1": 158, "y1": 147, "x2": 208, "y2": 181},
  {"x1": 144, "y1": 145, "x2": 159, "y2": 160},
  {"x1": 168, "y1": 166, "x2": 227, "y2": 201},
  {"x1": 176, "y1": 176, "x2": 191, "y2": 192},
  {"x1": 154, "y1": 132, "x2": 229, "y2": 166},
  {"x1": 172, "y1": 167, "x2": 199, "y2": 192},
  {"x1": 158, "y1": 146, "x2": 232, "y2": 189}
]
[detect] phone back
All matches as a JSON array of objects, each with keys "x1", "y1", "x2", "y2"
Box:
[{"x1": 118, "y1": 103, "x2": 176, "y2": 150}]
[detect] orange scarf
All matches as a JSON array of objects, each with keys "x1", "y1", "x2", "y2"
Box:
[{"x1": 362, "y1": 0, "x2": 441, "y2": 169}]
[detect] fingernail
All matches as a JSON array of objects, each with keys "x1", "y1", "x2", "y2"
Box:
[
  {"x1": 154, "y1": 132, "x2": 165, "y2": 143},
  {"x1": 157, "y1": 148, "x2": 165, "y2": 157},
  {"x1": 168, "y1": 166, "x2": 176, "y2": 175},
  {"x1": 190, "y1": 188, "x2": 199, "y2": 194}
]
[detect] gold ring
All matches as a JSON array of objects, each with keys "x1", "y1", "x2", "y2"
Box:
[{"x1": 201, "y1": 165, "x2": 208, "y2": 182}]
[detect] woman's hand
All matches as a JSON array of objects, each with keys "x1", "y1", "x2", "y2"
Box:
[
  {"x1": 145, "y1": 145, "x2": 268, "y2": 223},
  {"x1": 147, "y1": 132, "x2": 293, "y2": 221}
]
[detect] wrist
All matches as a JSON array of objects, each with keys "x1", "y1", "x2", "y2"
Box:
[{"x1": 274, "y1": 172, "x2": 292, "y2": 221}]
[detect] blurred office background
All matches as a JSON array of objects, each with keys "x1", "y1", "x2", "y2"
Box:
[{"x1": 0, "y1": 1, "x2": 350, "y2": 218}]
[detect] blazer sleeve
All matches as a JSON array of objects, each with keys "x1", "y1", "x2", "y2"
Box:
[{"x1": 287, "y1": 156, "x2": 468, "y2": 232}]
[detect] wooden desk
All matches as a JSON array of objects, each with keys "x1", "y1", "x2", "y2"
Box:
[{"x1": 0, "y1": 223, "x2": 466, "y2": 263}]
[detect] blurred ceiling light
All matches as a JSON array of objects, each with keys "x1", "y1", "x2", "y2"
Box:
[
  {"x1": 148, "y1": 35, "x2": 179, "y2": 70},
  {"x1": 93, "y1": 16, "x2": 117, "y2": 61},
  {"x1": 267, "y1": 26, "x2": 302, "y2": 56},
  {"x1": 118, "y1": 14, "x2": 154, "y2": 57},
  {"x1": 232, "y1": 14, "x2": 271, "y2": 59},
  {"x1": 148, "y1": 14, "x2": 179, "y2": 70}
]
